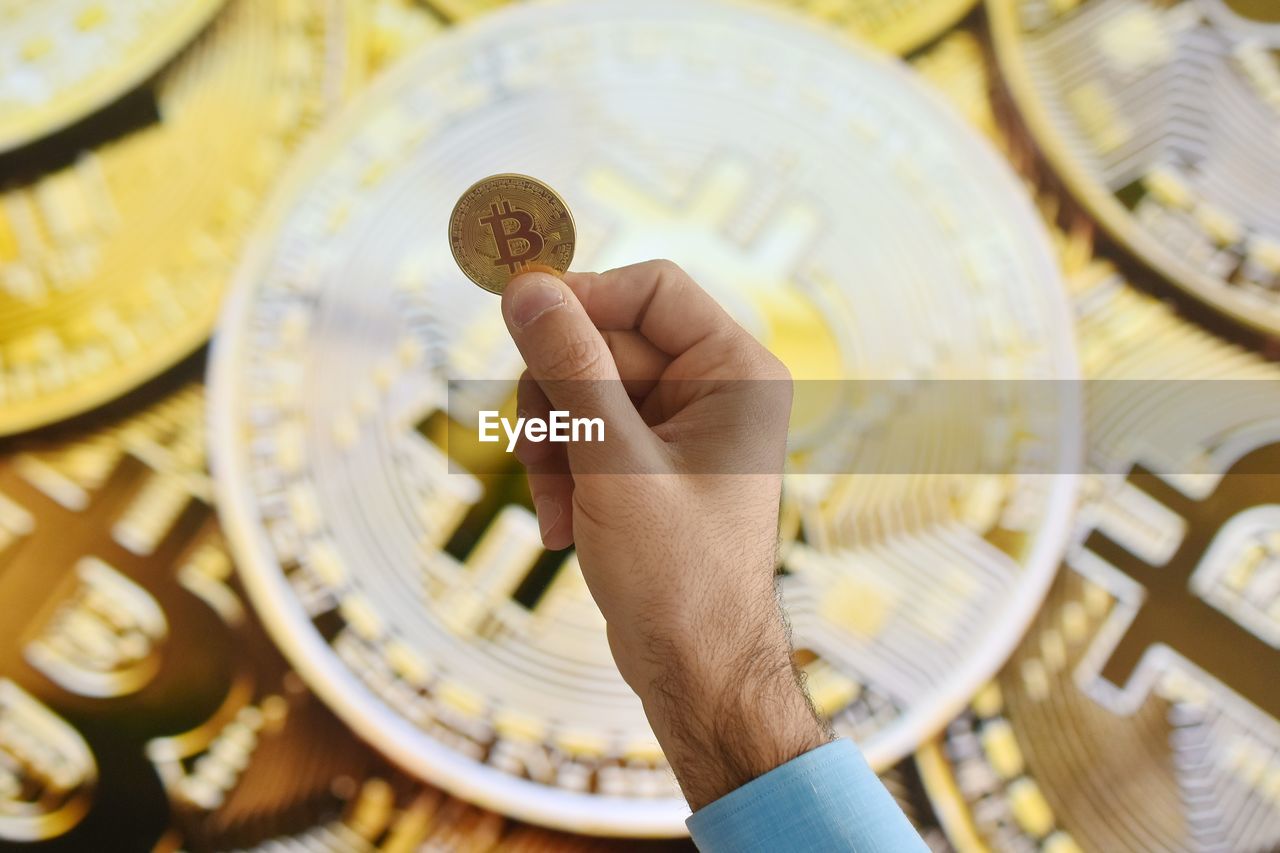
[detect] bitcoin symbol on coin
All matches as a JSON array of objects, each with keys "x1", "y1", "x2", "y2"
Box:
[
  {"x1": 449, "y1": 174, "x2": 575, "y2": 294},
  {"x1": 481, "y1": 201, "x2": 545, "y2": 273},
  {"x1": 1081, "y1": 448, "x2": 1280, "y2": 719}
]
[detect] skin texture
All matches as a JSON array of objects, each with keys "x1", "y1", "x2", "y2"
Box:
[{"x1": 500, "y1": 260, "x2": 830, "y2": 811}]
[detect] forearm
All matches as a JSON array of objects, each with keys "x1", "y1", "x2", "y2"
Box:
[
  {"x1": 627, "y1": 589, "x2": 830, "y2": 810},
  {"x1": 502, "y1": 262, "x2": 923, "y2": 847}
]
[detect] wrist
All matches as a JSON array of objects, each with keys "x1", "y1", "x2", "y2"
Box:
[{"x1": 631, "y1": 617, "x2": 830, "y2": 810}]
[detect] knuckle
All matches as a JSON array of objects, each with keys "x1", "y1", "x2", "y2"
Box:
[
  {"x1": 648, "y1": 258, "x2": 685, "y2": 278},
  {"x1": 726, "y1": 330, "x2": 789, "y2": 380},
  {"x1": 542, "y1": 336, "x2": 606, "y2": 382},
  {"x1": 747, "y1": 348, "x2": 788, "y2": 381},
  {"x1": 571, "y1": 488, "x2": 617, "y2": 533},
  {"x1": 650, "y1": 259, "x2": 691, "y2": 293}
]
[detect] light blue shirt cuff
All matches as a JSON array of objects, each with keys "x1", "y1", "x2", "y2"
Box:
[{"x1": 686, "y1": 739, "x2": 928, "y2": 852}]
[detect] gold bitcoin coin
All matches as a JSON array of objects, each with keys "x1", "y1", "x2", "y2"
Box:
[
  {"x1": 775, "y1": 0, "x2": 979, "y2": 56},
  {"x1": 988, "y1": 0, "x2": 1280, "y2": 337},
  {"x1": 449, "y1": 174, "x2": 576, "y2": 294},
  {"x1": 0, "y1": 0, "x2": 363, "y2": 436},
  {"x1": 0, "y1": 0, "x2": 227, "y2": 152},
  {"x1": 0, "y1": 363, "x2": 277, "y2": 846},
  {"x1": 910, "y1": 28, "x2": 998, "y2": 141}
]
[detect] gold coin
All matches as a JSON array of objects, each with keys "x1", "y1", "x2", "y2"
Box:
[
  {"x1": 0, "y1": 0, "x2": 227, "y2": 153},
  {"x1": 775, "y1": 0, "x2": 978, "y2": 57},
  {"x1": 448, "y1": 173, "x2": 576, "y2": 294},
  {"x1": 0, "y1": 0, "x2": 363, "y2": 436}
]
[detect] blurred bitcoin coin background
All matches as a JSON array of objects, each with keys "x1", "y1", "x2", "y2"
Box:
[
  {"x1": 918, "y1": 246, "x2": 1280, "y2": 853},
  {"x1": 773, "y1": 0, "x2": 978, "y2": 54},
  {"x1": 1, "y1": 0, "x2": 1277, "y2": 850},
  {"x1": 0, "y1": 356, "x2": 697, "y2": 850},
  {"x1": 208, "y1": 0, "x2": 1077, "y2": 835},
  {"x1": 988, "y1": 0, "x2": 1280, "y2": 337},
  {"x1": 0, "y1": 0, "x2": 361, "y2": 436},
  {"x1": 913, "y1": 28, "x2": 1280, "y2": 848},
  {"x1": 0, "y1": 0, "x2": 227, "y2": 152}
]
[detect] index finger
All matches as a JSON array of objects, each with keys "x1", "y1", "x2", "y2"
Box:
[{"x1": 563, "y1": 259, "x2": 739, "y2": 357}]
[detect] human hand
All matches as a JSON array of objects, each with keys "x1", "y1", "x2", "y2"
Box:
[{"x1": 500, "y1": 260, "x2": 828, "y2": 810}]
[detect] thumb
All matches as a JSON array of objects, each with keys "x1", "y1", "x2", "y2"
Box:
[{"x1": 501, "y1": 272, "x2": 649, "y2": 466}]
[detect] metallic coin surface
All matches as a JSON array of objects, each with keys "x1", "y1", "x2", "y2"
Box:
[
  {"x1": 210, "y1": 0, "x2": 1078, "y2": 835},
  {"x1": 449, "y1": 174, "x2": 576, "y2": 294},
  {"x1": 0, "y1": 365, "x2": 282, "y2": 848},
  {"x1": 988, "y1": 0, "x2": 1280, "y2": 336},
  {"x1": 0, "y1": 367, "x2": 444, "y2": 849},
  {"x1": 0, "y1": 0, "x2": 362, "y2": 437},
  {"x1": 0, "y1": 357, "x2": 689, "y2": 851},
  {"x1": 776, "y1": 0, "x2": 979, "y2": 56},
  {"x1": 0, "y1": 0, "x2": 226, "y2": 152},
  {"x1": 920, "y1": 257, "x2": 1280, "y2": 852}
]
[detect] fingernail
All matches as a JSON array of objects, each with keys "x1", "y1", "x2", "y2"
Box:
[
  {"x1": 535, "y1": 497, "x2": 562, "y2": 541},
  {"x1": 510, "y1": 278, "x2": 565, "y2": 328}
]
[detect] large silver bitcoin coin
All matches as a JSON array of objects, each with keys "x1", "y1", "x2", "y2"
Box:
[
  {"x1": 988, "y1": 0, "x2": 1280, "y2": 336},
  {"x1": 210, "y1": 0, "x2": 1079, "y2": 834}
]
